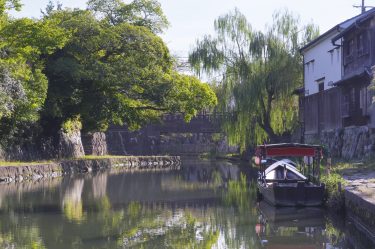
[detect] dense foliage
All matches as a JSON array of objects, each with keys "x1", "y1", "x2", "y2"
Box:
[
  {"x1": 87, "y1": 0, "x2": 169, "y2": 33},
  {"x1": 189, "y1": 9, "x2": 318, "y2": 150},
  {"x1": 0, "y1": 0, "x2": 217, "y2": 149}
]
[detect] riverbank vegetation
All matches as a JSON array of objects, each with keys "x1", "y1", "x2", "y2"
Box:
[
  {"x1": 321, "y1": 172, "x2": 346, "y2": 211},
  {"x1": 0, "y1": 0, "x2": 217, "y2": 160},
  {"x1": 189, "y1": 9, "x2": 318, "y2": 151},
  {"x1": 319, "y1": 159, "x2": 374, "y2": 211}
]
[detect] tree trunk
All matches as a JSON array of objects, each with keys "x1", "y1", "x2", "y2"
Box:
[{"x1": 260, "y1": 117, "x2": 292, "y2": 143}]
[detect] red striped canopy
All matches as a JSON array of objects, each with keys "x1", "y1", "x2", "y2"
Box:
[{"x1": 255, "y1": 143, "x2": 322, "y2": 158}]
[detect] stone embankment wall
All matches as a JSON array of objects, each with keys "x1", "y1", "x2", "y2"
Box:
[
  {"x1": 0, "y1": 156, "x2": 181, "y2": 183},
  {"x1": 305, "y1": 126, "x2": 375, "y2": 159},
  {"x1": 82, "y1": 132, "x2": 108, "y2": 156},
  {"x1": 106, "y1": 130, "x2": 238, "y2": 156},
  {"x1": 345, "y1": 186, "x2": 375, "y2": 245},
  {"x1": 58, "y1": 129, "x2": 85, "y2": 158},
  {"x1": 0, "y1": 130, "x2": 109, "y2": 161}
]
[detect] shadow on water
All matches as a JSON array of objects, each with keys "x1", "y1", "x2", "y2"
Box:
[{"x1": 0, "y1": 159, "x2": 372, "y2": 248}]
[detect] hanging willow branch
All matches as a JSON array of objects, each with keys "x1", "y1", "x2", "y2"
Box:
[{"x1": 189, "y1": 8, "x2": 319, "y2": 151}]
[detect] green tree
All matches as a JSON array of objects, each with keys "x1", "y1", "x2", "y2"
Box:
[
  {"x1": 42, "y1": 9, "x2": 216, "y2": 134},
  {"x1": 41, "y1": 0, "x2": 62, "y2": 17},
  {"x1": 87, "y1": 0, "x2": 169, "y2": 33},
  {"x1": 0, "y1": 0, "x2": 21, "y2": 15},
  {"x1": 0, "y1": 67, "x2": 25, "y2": 120},
  {"x1": 0, "y1": 14, "x2": 69, "y2": 144},
  {"x1": 189, "y1": 9, "x2": 318, "y2": 150}
]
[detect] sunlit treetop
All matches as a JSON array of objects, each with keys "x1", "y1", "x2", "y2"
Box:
[{"x1": 87, "y1": 0, "x2": 169, "y2": 33}]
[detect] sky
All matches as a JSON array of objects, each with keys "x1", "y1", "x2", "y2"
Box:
[{"x1": 10, "y1": 0, "x2": 372, "y2": 59}]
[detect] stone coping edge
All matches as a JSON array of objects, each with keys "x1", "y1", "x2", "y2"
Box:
[{"x1": 0, "y1": 156, "x2": 181, "y2": 183}]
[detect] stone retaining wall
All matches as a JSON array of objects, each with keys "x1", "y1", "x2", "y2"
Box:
[
  {"x1": 305, "y1": 126, "x2": 375, "y2": 159},
  {"x1": 345, "y1": 188, "x2": 375, "y2": 241},
  {"x1": 0, "y1": 156, "x2": 181, "y2": 183},
  {"x1": 82, "y1": 132, "x2": 108, "y2": 156}
]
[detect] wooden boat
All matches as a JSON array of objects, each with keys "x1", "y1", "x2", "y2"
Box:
[{"x1": 255, "y1": 143, "x2": 325, "y2": 207}]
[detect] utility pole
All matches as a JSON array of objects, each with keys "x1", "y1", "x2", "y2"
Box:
[
  {"x1": 363, "y1": 0, "x2": 366, "y2": 13},
  {"x1": 361, "y1": 0, "x2": 366, "y2": 13},
  {"x1": 354, "y1": 0, "x2": 374, "y2": 13}
]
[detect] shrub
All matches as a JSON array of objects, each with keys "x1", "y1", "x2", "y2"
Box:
[
  {"x1": 61, "y1": 116, "x2": 82, "y2": 134},
  {"x1": 321, "y1": 173, "x2": 347, "y2": 212}
]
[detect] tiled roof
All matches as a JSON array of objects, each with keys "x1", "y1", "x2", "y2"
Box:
[
  {"x1": 331, "y1": 8, "x2": 375, "y2": 43},
  {"x1": 300, "y1": 9, "x2": 373, "y2": 53}
]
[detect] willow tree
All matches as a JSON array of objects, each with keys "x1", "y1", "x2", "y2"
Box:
[{"x1": 189, "y1": 9, "x2": 318, "y2": 150}]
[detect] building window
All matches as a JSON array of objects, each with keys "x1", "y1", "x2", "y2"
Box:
[
  {"x1": 318, "y1": 82, "x2": 324, "y2": 92},
  {"x1": 346, "y1": 39, "x2": 354, "y2": 56},
  {"x1": 316, "y1": 78, "x2": 325, "y2": 92},
  {"x1": 328, "y1": 49, "x2": 334, "y2": 65},
  {"x1": 360, "y1": 87, "x2": 368, "y2": 115},
  {"x1": 357, "y1": 32, "x2": 368, "y2": 56},
  {"x1": 305, "y1": 59, "x2": 314, "y2": 74},
  {"x1": 357, "y1": 33, "x2": 363, "y2": 52},
  {"x1": 342, "y1": 94, "x2": 349, "y2": 117},
  {"x1": 344, "y1": 39, "x2": 354, "y2": 64}
]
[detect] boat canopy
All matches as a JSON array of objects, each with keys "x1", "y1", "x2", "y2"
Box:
[
  {"x1": 255, "y1": 143, "x2": 322, "y2": 158},
  {"x1": 265, "y1": 160, "x2": 307, "y2": 180}
]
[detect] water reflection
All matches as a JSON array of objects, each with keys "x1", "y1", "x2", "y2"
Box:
[
  {"x1": 0, "y1": 160, "x2": 371, "y2": 248},
  {"x1": 92, "y1": 172, "x2": 108, "y2": 200},
  {"x1": 256, "y1": 201, "x2": 326, "y2": 248},
  {"x1": 62, "y1": 178, "x2": 85, "y2": 222}
]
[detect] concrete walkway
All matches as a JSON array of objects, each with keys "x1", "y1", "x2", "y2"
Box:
[{"x1": 343, "y1": 169, "x2": 375, "y2": 205}]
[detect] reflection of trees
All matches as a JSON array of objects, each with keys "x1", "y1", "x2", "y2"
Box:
[
  {"x1": 0, "y1": 166, "x2": 259, "y2": 249},
  {"x1": 0, "y1": 179, "x2": 61, "y2": 209},
  {"x1": 222, "y1": 174, "x2": 256, "y2": 212},
  {"x1": 160, "y1": 165, "x2": 238, "y2": 192},
  {"x1": 217, "y1": 173, "x2": 260, "y2": 249},
  {"x1": 0, "y1": 220, "x2": 46, "y2": 248},
  {"x1": 62, "y1": 178, "x2": 85, "y2": 222},
  {"x1": 92, "y1": 172, "x2": 108, "y2": 200},
  {"x1": 120, "y1": 204, "x2": 220, "y2": 249},
  {"x1": 0, "y1": 162, "x2": 354, "y2": 249},
  {"x1": 324, "y1": 215, "x2": 347, "y2": 248}
]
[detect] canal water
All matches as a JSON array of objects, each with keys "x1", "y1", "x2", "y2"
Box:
[{"x1": 0, "y1": 159, "x2": 372, "y2": 249}]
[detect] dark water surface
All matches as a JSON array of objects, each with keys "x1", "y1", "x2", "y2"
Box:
[{"x1": 0, "y1": 159, "x2": 372, "y2": 248}]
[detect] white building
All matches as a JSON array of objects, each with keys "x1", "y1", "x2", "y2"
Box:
[{"x1": 300, "y1": 16, "x2": 361, "y2": 96}]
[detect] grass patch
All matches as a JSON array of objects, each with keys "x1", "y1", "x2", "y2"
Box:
[
  {"x1": 0, "y1": 160, "x2": 53, "y2": 167},
  {"x1": 321, "y1": 172, "x2": 347, "y2": 212},
  {"x1": 329, "y1": 158, "x2": 375, "y2": 175}
]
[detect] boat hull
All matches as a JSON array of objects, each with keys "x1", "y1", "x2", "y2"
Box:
[{"x1": 258, "y1": 182, "x2": 325, "y2": 207}]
